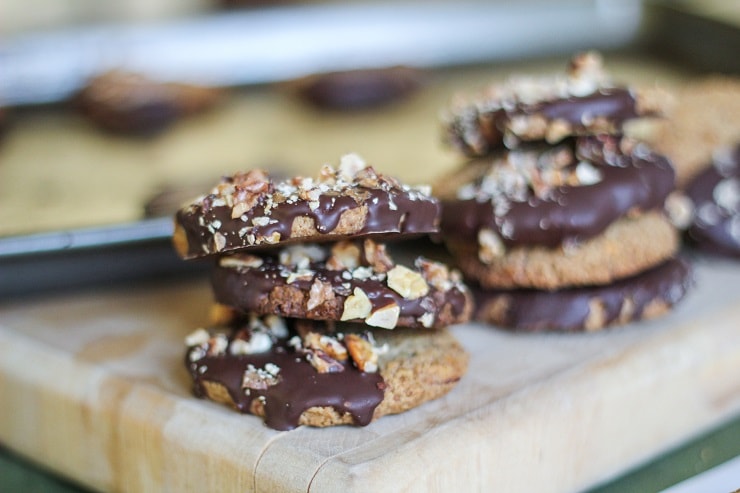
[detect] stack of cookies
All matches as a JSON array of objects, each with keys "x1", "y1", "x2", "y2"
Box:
[
  {"x1": 435, "y1": 52, "x2": 692, "y2": 332},
  {"x1": 173, "y1": 153, "x2": 473, "y2": 430}
]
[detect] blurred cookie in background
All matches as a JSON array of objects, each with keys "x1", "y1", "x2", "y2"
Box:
[
  {"x1": 685, "y1": 143, "x2": 740, "y2": 258},
  {"x1": 651, "y1": 76, "x2": 740, "y2": 188},
  {"x1": 290, "y1": 66, "x2": 424, "y2": 111},
  {"x1": 76, "y1": 70, "x2": 223, "y2": 136}
]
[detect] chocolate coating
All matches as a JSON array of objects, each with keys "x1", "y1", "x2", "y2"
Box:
[
  {"x1": 448, "y1": 88, "x2": 642, "y2": 155},
  {"x1": 295, "y1": 66, "x2": 423, "y2": 110},
  {"x1": 76, "y1": 71, "x2": 220, "y2": 135},
  {"x1": 186, "y1": 319, "x2": 384, "y2": 431},
  {"x1": 175, "y1": 159, "x2": 440, "y2": 259},
  {"x1": 440, "y1": 135, "x2": 675, "y2": 248},
  {"x1": 685, "y1": 144, "x2": 740, "y2": 258},
  {"x1": 211, "y1": 243, "x2": 472, "y2": 329},
  {"x1": 474, "y1": 257, "x2": 692, "y2": 332}
]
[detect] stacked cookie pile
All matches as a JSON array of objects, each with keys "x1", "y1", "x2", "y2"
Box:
[
  {"x1": 435, "y1": 52, "x2": 692, "y2": 332},
  {"x1": 173, "y1": 153, "x2": 472, "y2": 430}
]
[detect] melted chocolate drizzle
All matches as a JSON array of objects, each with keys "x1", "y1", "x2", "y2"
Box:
[
  {"x1": 211, "y1": 254, "x2": 470, "y2": 328},
  {"x1": 187, "y1": 320, "x2": 385, "y2": 431},
  {"x1": 177, "y1": 186, "x2": 440, "y2": 258},
  {"x1": 441, "y1": 135, "x2": 675, "y2": 247},
  {"x1": 475, "y1": 257, "x2": 692, "y2": 331}
]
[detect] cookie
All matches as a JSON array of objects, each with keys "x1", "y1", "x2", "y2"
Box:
[
  {"x1": 184, "y1": 315, "x2": 469, "y2": 430},
  {"x1": 292, "y1": 66, "x2": 423, "y2": 110},
  {"x1": 173, "y1": 153, "x2": 440, "y2": 259},
  {"x1": 685, "y1": 144, "x2": 740, "y2": 257},
  {"x1": 211, "y1": 239, "x2": 473, "y2": 329},
  {"x1": 474, "y1": 257, "x2": 692, "y2": 332},
  {"x1": 651, "y1": 76, "x2": 740, "y2": 188},
  {"x1": 436, "y1": 135, "x2": 678, "y2": 290},
  {"x1": 443, "y1": 52, "x2": 664, "y2": 156},
  {"x1": 76, "y1": 70, "x2": 221, "y2": 135}
]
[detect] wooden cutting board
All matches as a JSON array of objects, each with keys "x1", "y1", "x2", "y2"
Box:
[{"x1": 1, "y1": 254, "x2": 739, "y2": 493}]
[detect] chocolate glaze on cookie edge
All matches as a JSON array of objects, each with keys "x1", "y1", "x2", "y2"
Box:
[
  {"x1": 440, "y1": 135, "x2": 676, "y2": 248},
  {"x1": 685, "y1": 144, "x2": 740, "y2": 258},
  {"x1": 474, "y1": 257, "x2": 692, "y2": 332},
  {"x1": 448, "y1": 88, "x2": 644, "y2": 156},
  {"x1": 177, "y1": 186, "x2": 440, "y2": 259},
  {"x1": 211, "y1": 257, "x2": 471, "y2": 328},
  {"x1": 188, "y1": 338, "x2": 384, "y2": 431}
]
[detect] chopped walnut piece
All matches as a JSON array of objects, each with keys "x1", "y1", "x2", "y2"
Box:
[
  {"x1": 230, "y1": 169, "x2": 271, "y2": 212},
  {"x1": 207, "y1": 333, "x2": 229, "y2": 356},
  {"x1": 306, "y1": 350, "x2": 345, "y2": 373},
  {"x1": 338, "y1": 153, "x2": 367, "y2": 181},
  {"x1": 213, "y1": 232, "x2": 227, "y2": 252},
  {"x1": 242, "y1": 364, "x2": 281, "y2": 390},
  {"x1": 341, "y1": 287, "x2": 373, "y2": 321},
  {"x1": 365, "y1": 303, "x2": 400, "y2": 329},
  {"x1": 307, "y1": 279, "x2": 335, "y2": 311},
  {"x1": 219, "y1": 253, "x2": 264, "y2": 269},
  {"x1": 230, "y1": 331, "x2": 273, "y2": 354},
  {"x1": 303, "y1": 332, "x2": 348, "y2": 362},
  {"x1": 478, "y1": 228, "x2": 505, "y2": 263},
  {"x1": 415, "y1": 258, "x2": 451, "y2": 291},
  {"x1": 345, "y1": 333, "x2": 379, "y2": 373},
  {"x1": 363, "y1": 239, "x2": 394, "y2": 273},
  {"x1": 386, "y1": 265, "x2": 429, "y2": 300},
  {"x1": 327, "y1": 241, "x2": 361, "y2": 270},
  {"x1": 185, "y1": 328, "x2": 210, "y2": 347}
]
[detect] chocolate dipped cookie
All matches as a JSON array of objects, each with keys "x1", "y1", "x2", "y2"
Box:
[
  {"x1": 474, "y1": 257, "x2": 692, "y2": 332},
  {"x1": 211, "y1": 239, "x2": 473, "y2": 329},
  {"x1": 436, "y1": 135, "x2": 679, "y2": 290},
  {"x1": 77, "y1": 70, "x2": 221, "y2": 135},
  {"x1": 185, "y1": 315, "x2": 468, "y2": 430},
  {"x1": 652, "y1": 76, "x2": 740, "y2": 188},
  {"x1": 685, "y1": 144, "x2": 740, "y2": 257},
  {"x1": 173, "y1": 154, "x2": 440, "y2": 259},
  {"x1": 443, "y1": 52, "x2": 664, "y2": 156}
]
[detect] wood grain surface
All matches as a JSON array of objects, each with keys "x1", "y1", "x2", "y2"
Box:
[{"x1": 0, "y1": 254, "x2": 739, "y2": 492}]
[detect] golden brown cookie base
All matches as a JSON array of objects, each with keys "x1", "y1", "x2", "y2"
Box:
[{"x1": 447, "y1": 212, "x2": 679, "y2": 290}]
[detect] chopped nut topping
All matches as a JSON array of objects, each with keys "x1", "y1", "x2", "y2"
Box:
[
  {"x1": 362, "y1": 239, "x2": 394, "y2": 273},
  {"x1": 664, "y1": 192, "x2": 695, "y2": 230},
  {"x1": 415, "y1": 258, "x2": 451, "y2": 291},
  {"x1": 219, "y1": 253, "x2": 264, "y2": 269},
  {"x1": 213, "y1": 232, "x2": 226, "y2": 252},
  {"x1": 345, "y1": 333, "x2": 379, "y2": 373},
  {"x1": 478, "y1": 228, "x2": 505, "y2": 263},
  {"x1": 230, "y1": 331, "x2": 273, "y2": 354},
  {"x1": 306, "y1": 350, "x2": 345, "y2": 373},
  {"x1": 341, "y1": 287, "x2": 373, "y2": 321},
  {"x1": 386, "y1": 265, "x2": 429, "y2": 300},
  {"x1": 279, "y1": 244, "x2": 327, "y2": 268},
  {"x1": 242, "y1": 363, "x2": 281, "y2": 390},
  {"x1": 307, "y1": 279, "x2": 335, "y2": 311},
  {"x1": 338, "y1": 153, "x2": 367, "y2": 181},
  {"x1": 326, "y1": 241, "x2": 361, "y2": 270},
  {"x1": 365, "y1": 303, "x2": 400, "y2": 329},
  {"x1": 303, "y1": 332, "x2": 348, "y2": 362},
  {"x1": 185, "y1": 328, "x2": 210, "y2": 347}
]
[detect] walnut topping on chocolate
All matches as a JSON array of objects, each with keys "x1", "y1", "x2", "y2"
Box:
[
  {"x1": 365, "y1": 303, "x2": 401, "y2": 329},
  {"x1": 387, "y1": 265, "x2": 429, "y2": 299},
  {"x1": 242, "y1": 363, "x2": 281, "y2": 390},
  {"x1": 341, "y1": 287, "x2": 373, "y2": 321},
  {"x1": 457, "y1": 144, "x2": 604, "y2": 213},
  {"x1": 174, "y1": 153, "x2": 440, "y2": 259},
  {"x1": 442, "y1": 52, "x2": 658, "y2": 156}
]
